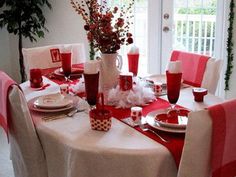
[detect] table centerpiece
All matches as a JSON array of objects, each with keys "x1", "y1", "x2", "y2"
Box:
[{"x1": 71, "y1": 0, "x2": 134, "y2": 91}]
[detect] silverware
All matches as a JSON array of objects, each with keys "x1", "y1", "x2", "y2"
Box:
[
  {"x1": 140, "y1": 122, "x2": 169, "y2": 143},
  {"x1": 42, "y1": 108, "x2": 86, "y2": 121},
  {"x1": 66, "y1": 108, "x2": 86, "y2": 117}
]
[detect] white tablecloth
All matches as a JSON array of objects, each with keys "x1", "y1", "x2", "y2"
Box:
[{"x1": 20, "y1": 78, "x2": 223, "y2": 177}]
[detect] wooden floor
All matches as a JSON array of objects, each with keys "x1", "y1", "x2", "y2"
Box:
[{"x1": 0, "y1": 128, "x2": 14, "y2": 177}]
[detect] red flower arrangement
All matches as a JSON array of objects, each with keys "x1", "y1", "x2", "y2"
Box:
[{"x1": 71, "y1": 0, "x2": 134, "y2": 54}]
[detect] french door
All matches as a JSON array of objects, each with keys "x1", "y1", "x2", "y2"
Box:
[
  {"x1": 104, "y1": 0, "x2": 224, "y2": 75},
  {"x1": 161, "y1": 0, "x2": 224, "y2": 73}
]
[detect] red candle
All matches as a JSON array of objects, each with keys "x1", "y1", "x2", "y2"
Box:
[{"x1": 30, "y1": 68, "x2": 43, "y2": 88}]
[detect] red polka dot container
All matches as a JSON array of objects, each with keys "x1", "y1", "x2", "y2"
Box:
[{"x1": 89, "y1": 109, "x2": 112, "y2": 131}]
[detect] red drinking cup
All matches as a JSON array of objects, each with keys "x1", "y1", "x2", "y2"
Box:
[
  {"x1": 128, "y1": 53, "x2": 139, "y2": 76},
  {"x1": 61, "y1": 53, "x2": 72, "y2": 77},
  {"x1": 30, "y1": 68, "x2": 43, "y2": 88}
]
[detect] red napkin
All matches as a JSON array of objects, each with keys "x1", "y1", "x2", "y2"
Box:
[
  {"x1": 170, "y1": 50, "x2": 209, "y2": 87},
  {"x1": 0, "y1": 71, "x2": 17, "y2": 135},
  {"x1": 208, "y1": 99, "x2": 236, "y2": 177}
]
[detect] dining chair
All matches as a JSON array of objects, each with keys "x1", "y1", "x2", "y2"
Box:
[
  {"x1": 1, "y1": 72, "x2": 48, "y2": 177},
  {"x1": 170, "y1": 50, "x2": 222, "y2": 94},
  {"x1": 22, "y1": 43, "x2": 86, "y2": 79},
  {"x1": 177, "y1": 99, "x2": 236, "y2": 177}
]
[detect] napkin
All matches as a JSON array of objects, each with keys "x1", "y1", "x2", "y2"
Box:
[
  {"x1": 84, "y1": 60, "x2": 99, "y2": 74},
  {"x1": 128, "y1": 45, "x2": 139, "y2": 54},
  {"x1": 167, "y1": 61, "x2": 182, "y2": 73},
  {"x1": 60, "y1": 45, "x2": 72, "y2": 53}
]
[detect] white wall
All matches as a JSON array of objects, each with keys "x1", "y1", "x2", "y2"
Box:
[
  {"x1": 0, "y1": 0, "x2": 89, "y2": 83},
  {"x1": 0, "y1": 29, "x2": 12, "y2": 78}
]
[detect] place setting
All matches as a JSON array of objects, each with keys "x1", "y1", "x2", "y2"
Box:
[
  {"x1": 27, "y1": 90, "x2": 88, "y2": 122},
  {"x1": 54, "y1": 47, "x2": 84, "y2": 81},
  {"x1": 146, "y1": 61, "x2": 190, "y2": 133},
  {"x1": 44, "y1": 47, "x2": 84, "y2": 84}
]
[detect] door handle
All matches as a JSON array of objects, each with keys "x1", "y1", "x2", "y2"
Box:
[
  {"x1": 163, "y1": 13, "x2": 169, "y2": 20},
  {"x1": 163, "y1": 26, "x2": 170, "y2": 32}
]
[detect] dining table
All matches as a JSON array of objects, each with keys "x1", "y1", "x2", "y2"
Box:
[{"x1": 20, "y1": 75, "x2": 223, "y2": 177}]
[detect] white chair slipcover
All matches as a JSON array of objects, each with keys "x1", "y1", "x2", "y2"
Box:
[
  {"x1": 201, "y1": 58, "x2": 223, "y2": 94},
  {"x1": 22, "y1": 43, "x2": 86, "y2": 78},
  {"x1": 177, "y1": 110, "x2": 212, "y2": 177},
  {"x1": 8, "y1": 85, "x2": 48, "y2": 177},
  {"x1": 178, "y1": 99, "x2": 236, "y2": 177}
]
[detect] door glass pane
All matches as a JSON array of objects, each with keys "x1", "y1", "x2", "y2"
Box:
[
  {"x1": 173, "y1": 0, "x2": 217, "y2": 56},
  {"x1": 102, "y1": 0, "x2": 148, "y2": 75}
]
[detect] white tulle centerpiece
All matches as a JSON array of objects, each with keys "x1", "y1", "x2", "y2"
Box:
[{"x1": 107, "y1": 77, "x2": 156, "y2": 108}]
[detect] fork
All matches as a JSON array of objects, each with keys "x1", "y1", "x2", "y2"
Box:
[
  {"x1": 42, "y1": 108, "x2": 86, "y2": 121},
  {"x1": 140, "y1": 121, "x2": 169, "y2": 143}
]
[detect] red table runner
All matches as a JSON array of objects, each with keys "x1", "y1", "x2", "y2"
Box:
[{"x1": 105, "y1": 99, "x2": 185, "y2": 168}]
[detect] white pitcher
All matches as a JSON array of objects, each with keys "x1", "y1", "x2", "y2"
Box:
[{"x1": 97, "y1": 53, "x2": 123, "y2": 92}]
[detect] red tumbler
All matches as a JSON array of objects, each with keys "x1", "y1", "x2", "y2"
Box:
[{"x1": 128, "y1": 53, "x2": 139, "y2": 76}]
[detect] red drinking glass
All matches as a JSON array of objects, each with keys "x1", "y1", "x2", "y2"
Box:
[
  {"x1": 127, "y1": 53, "x2": 139, "y2": 76},
  {"x1": 30, "y1": 68, "x2": 43, "y2": 88},
  {"x1": 84, "y1": 72, "x2": 99, "y2": 106},
  {"x1": 61, "y1": 53, "x2": 72, "y2": 80},
  {"x1": 166, "y1": 71, "x2": 182, "y2": 108}
]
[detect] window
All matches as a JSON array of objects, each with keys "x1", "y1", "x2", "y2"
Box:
[{"x1": 104, "y1": 0, "x2": 148, "y2": 75}]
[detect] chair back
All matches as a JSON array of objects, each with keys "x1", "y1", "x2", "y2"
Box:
[
  {"x1": 8, "y1": 85, "x2": 48, "y2": 177},
  {"x1": 178, "y1": 99, "x2": 236, "y2": 177},
  {"x1": 170, "y1": 50, "x2": 209, "y2": 87},
  {"x1": 170, "y1": 50, "x2": 222, "y2": 94},
  {"x1": 177, "y1": 110, "x2": 212, "y2": 177},
  {"x1": 22, "y1": 43, "x2": 86, "y2": 78}
]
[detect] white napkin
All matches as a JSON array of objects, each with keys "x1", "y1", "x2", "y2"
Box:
[
  {"x1": 128, "y1": 45, "x2": 139, "y2": 54},
  {"x1": 60, "y1": 45, "x2": 72, "y2": 53},
  {"x1": 84, "y1": 60, "x2": 99, "y2": 74},
  {"x1": 167, "y1": 61, "x2": 182, "y2": 73}
]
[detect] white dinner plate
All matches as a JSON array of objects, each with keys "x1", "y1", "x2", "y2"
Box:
[
  {"x1": 29, "y1": 96, "x2": 75, "y2": 113},
  {"x1": 33, "y1": 93, "x2": 73, "y2": 109},
  {"x1": 146, "y1": 110, "x2": 186, "y2": 133},
  {"x1": 153, "y1": 109, "x2": 190, "y2": 129}
]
